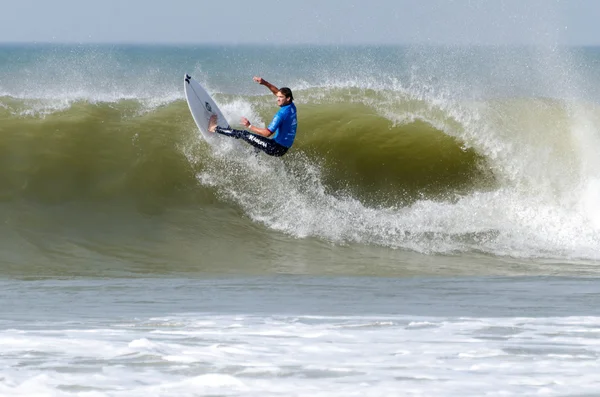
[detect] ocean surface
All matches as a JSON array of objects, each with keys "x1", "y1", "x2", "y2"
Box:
[{"x1": 1, "y1": 43, "x2": 600, "y2": 396}]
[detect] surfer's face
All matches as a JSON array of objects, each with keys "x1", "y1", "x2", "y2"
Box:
[{"x1": 276, "y1": 92, "x2": 291, "y2": 107}]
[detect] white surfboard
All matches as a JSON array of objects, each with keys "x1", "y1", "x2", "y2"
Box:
[{"x1": 184, "y1": 74, "x2": 229, "y2": 143}]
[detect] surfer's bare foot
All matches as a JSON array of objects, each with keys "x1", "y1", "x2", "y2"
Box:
[{"x1": 208, "y1": 114, "x2": 217, "y2": 133}]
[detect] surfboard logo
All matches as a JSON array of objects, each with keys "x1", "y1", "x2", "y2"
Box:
[{"x1": 204, "y1": 102, "x2": 212, "y2": 112}]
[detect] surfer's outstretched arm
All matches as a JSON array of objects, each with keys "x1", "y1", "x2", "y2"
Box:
[
  {"x1": 253, "y1": 76, "x2": 279, "y2": 96},
  {"x1": 240, "y1": 117, "x2": 272, "y2": 137}
]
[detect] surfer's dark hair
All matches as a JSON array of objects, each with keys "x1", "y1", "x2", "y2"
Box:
[{"x1": 279, "y1": 87, "x2": 294, "y2": 101}]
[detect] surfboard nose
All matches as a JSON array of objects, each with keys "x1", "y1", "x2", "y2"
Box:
[{"x1": 185, "y1": 74, "x2": 191, "y2": 83}]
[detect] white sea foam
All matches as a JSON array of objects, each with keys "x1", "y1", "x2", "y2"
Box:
[
  {"x1": 2, "y1": 314, "x2": 600, "y2": 396},
  {"x1": 200, "y1": 135, "x2": 600, "y2": 260}
]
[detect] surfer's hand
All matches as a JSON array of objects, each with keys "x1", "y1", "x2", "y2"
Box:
[
  {"x1": 253, "y1": 76, "x2": 265, "y2": 85},
  {"x1": 241, "y1": 117, "x2": 251, "y2": 128},
  {"x1": 208, "y1": 114, "x2": 218, "y2": 133}
]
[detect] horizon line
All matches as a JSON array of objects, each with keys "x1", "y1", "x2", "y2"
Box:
[{"x1": 1, "y1": 41, "x2": 600, "y2": 48}]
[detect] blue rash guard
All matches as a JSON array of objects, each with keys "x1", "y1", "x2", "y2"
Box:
[{"x1": 268, "y1": 102, "x2": 298, "y2": 148}]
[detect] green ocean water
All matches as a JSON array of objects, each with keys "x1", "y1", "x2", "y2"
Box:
[{"x1": 2, "y1": 44, "x2": 600, "y2": 397}]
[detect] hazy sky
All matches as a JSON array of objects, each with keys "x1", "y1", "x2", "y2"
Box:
[{"x1": 1, "y1": 0, "x2": 598, "y2": 45}]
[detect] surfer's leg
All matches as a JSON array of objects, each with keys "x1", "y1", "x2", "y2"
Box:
[
  {"x1": 236, "y1": 131, "x2": 288, "y2": 157},
  {"x1": 214, "y1": 126, "x2": 244, "y2": 139},
  {"x1": 213, "y1": 120, "x2": 288, "y2": 157}
]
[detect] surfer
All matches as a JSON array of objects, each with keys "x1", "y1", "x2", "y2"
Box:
[{"x1": 208, "y1": 76, "x2": 297, "y2": 157}]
